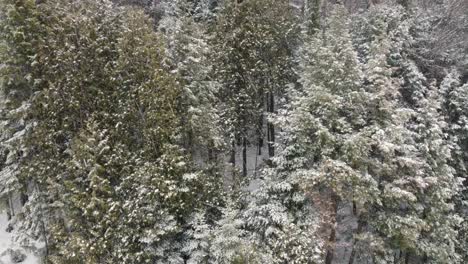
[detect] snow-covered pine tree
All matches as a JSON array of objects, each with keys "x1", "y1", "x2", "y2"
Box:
[
  {"x1": 441, "y1": 71, "x2": 468, "y2": 262},
  {"x1": 399, "y1": 63, "x2": 461, "y2": 263},
  {"x1": 111, "y1": 7, "x2": 225, "y2": 263},
  {"x1": 159, "y1": 0, "x2": 224, "y2": 165},
  {"x1": 353, "y1": 30, "x2": 417, "y2": 263},
  {"x1": 234, "y1": 5, "x2": 378, "y2": 264},
  {"x1": 378, "y1": 10, "x2": 462, "y2": 262},
  {"x1": 354, "y1": 20, "x2": 462, "y2": 262},
  {"x1": 212, "y1": 0, "x2": 300, "y2": 178},
  {"x1": 17, "y1": 2, "x2": 127, "y2": 262},
  {"x1": 291, "y1": 6, "x2": 381, "y2": 264},
  {"x1": 0, "y1": 0, "x2": 49, "y2": 257},
  {"x1": 55, "y1": 121, "x2": 124, "y2": 263},
  {"x1": 209, "y1": 200, "x2": 277, "y2": 264}
]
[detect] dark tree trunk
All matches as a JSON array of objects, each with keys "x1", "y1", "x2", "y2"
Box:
[
  {"x1": 34, "y1": 182, "x2": 49, "y2": 263},
  {"x1": 325, "y1": 194, "x2": 339, "y2": 264},
  {"x1": 230, "y1": 140, "x2": 236, "y2": 176},
  {"x1": 258, "y1": 91, "x2": 264, "y2": 156},
  {"x1": 40, "y1": 218, "x2": 49, "y2": 262},
  {"x1": 21, "y1": 192, "x2": 28, "y2": 206},
  {"x1": 188, "y1": 128, "x2": 193, "y2": 153},
  {"x1": 258, "y1": 134, "x2": 263, "y2": 156},
  {"x1": 267, "y1": 92, "x2": 275, "y2": 157},
  {"x1": 242, "y1": 137, "x2": 247, "y2": 177},
  {"x1": 208, "y1": 147, "x2": 214, "y2": 162}
]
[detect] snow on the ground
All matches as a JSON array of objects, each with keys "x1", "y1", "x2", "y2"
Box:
[{"x1": 0, "y1": 210, "x2": 40, "y2": 264}]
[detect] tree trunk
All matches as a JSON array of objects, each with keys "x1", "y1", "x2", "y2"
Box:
[
  {"x1": 8, "y1": 193, "x2": 15, "y2": 219},
  {"x1": 34, "y1": 182, "x2": 49, "y2": 263},
  {"x1": 267, "y1": 92, "x2": 275, "y2": 157},
  {"x1": 21, "y1": 192, "x2": 28, "y2": 206},
  {"x1": 242, "y1": 136, "x2": 247, "y2": 177},
  {"x1": 230, "y1": 140, "x2": 236, "y2": 177},
  {"x1": 325, "y1": 194, "x2": 339, "y2": 264},
  {"x1": 208, "y1": 146, "x2": 214, "y2": 162},
  {"x1": 258, "y1": 93, "x2": 264, "y2": 156},
  {"x1": 40, "y1": 218, "x2": 49, "y2": 262}
]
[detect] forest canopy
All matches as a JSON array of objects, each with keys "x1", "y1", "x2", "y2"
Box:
[{"x1": 0, "y1": 0, "x2": 467, "y2": 263}]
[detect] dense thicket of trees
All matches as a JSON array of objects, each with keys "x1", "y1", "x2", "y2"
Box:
[{"x1": 0, "y1": 0, "x2": 467, "y2": 263}]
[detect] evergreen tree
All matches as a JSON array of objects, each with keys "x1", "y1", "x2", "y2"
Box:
[
  {"x1": 212, "y1": 0, "x2": 299, "y2": 177},
  {"x1": 58, "y1": 121, "x2": 123, "y2": 263},
  {"x1": 0, "y1": 0, "x2": 48, "y2": 256},
  {"x1": 236, "y1": 5, "x2": 375, "y2": 264},
  {"x1": 442, "y1": 72, "x2": 468, "y2": 262},
  {"x1": 1, "y1": 0, "x2": 466, "y2": 263},
  {"x1": 10, "y1": 0, "x2": 223, "y2": 262},
  {"x1": 159, "y1": 0, "x2": 224, "y2": 164},
  {"x1": 356, "y1": 26, "x2": 462, "y2": 263}
]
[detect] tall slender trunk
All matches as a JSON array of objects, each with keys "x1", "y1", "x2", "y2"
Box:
[
  {"x1": 208, "y1": 146, "x2": 214, "y2": 163},
  {"x1": 230, "y1": 140, "x2": 236, "y2": 177},
  {"x1": 8, "y1": 193, "x2": 15, "y2": 219},
  {"x1": 20, "y1": 192, "x2": 28, "y2": 206},
  {"x1": 258, "y1": 91, "x2": 264, "y2": 156},
  {"x1": 187, "y1": 126, "x2": 193, "y2": 151},
  {"x1": 258, "y1": 114, "x2": 263, "y2": 156},
  {"x1": 267, "y1": 92, "x2": 275, "y2": 157},
  {"x1": 34, "y1": 182, "x2": 49, "y2": 263},
  {"x1": 254, "y1": 154, "x2": 258, "y2": 178},
  {"x1": 40, "y1": 217, "x2": 49, "y2": 262},
  {"x1": 325, "y1": 193, "x2": 339, "y2": 264},
  {"x1": 242, "y1": 136, "x2": 247, "y2": 177}
]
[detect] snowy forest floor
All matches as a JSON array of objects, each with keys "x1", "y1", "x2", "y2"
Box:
[{"x1": 0, "y1": 211, "x2": 40, "y2": 264}]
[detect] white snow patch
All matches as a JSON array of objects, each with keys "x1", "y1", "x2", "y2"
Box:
[{"x1": 0, "y1": 210, "x2": 40, "y2": 264}]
